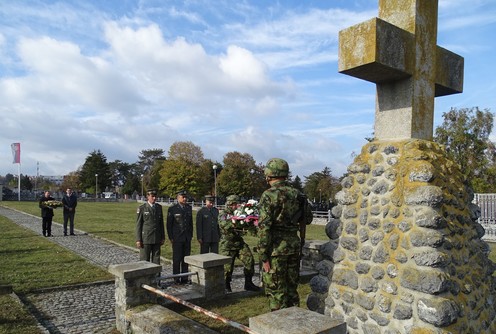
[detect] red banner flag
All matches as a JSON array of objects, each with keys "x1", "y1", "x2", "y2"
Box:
[{"x1": 11, "y1": 143, "x2": 20, "y2": 164}]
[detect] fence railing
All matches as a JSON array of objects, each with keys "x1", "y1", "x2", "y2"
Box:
[{"x1": 474, "y1": 193, "x2": 496, "y2": 225}]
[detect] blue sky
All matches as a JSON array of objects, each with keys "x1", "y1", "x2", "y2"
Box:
[{"x1": 1, "y1": 0, "x2": 495, "y2": 181}]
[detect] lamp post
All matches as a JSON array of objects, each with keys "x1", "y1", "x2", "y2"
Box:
[
  {"x1": 319, "y1": 189, "x2": 322, "y2": 203},
  {"x1": 141, "y1": 174, "x2": 144, "y2": 199},
  {"x1": 213, "y1": 164, "x2": 218, "y2": 206},
  {"x1": 250, "y1": 168, "x2": 255, "y2": 199},
  {"x1": 95, "y1": 174, "x2": 98, "y2": 200}
]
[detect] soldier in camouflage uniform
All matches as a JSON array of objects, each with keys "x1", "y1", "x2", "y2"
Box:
[
  {"x1": 257, "y1": 158, "x2": 313, "y2": 311},
  {"x1": 219, "y1": 194, "x2": 260, "y2": 292}
]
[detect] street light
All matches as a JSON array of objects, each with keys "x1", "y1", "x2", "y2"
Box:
[
  {"x1": 213, "y1": 164, "x2": 218, "y2": 206},
  {"x1": 319, "y1": 189, "x2": 322, "y2": 203},
  {"x1": 95, "y1": 174, "x2": 98, "y2": 200},
  {"x1": 250, "y1": 168, "x2": 255, "y2": 199},
  {"x1": 141, "y1": 174, "x2": 144, "y2": 199}
]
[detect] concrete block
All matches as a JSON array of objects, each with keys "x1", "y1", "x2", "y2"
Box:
[
  {"x1": 128, "y1": 305, "x2": 218, "y2": 334},
  {"x1": 249, "y1": 307, "x2": 346, "y2": 334},
  {"x1": 184, "y1": 253, "x2": 231, "y2": 268}
]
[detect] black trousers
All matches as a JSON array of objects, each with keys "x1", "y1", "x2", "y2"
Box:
[
  {"x1": 63, "y1": 211, "x2": 75, "y2": 234},
  {"x1": 172, "y1": 241, "x2": 191, "y2": 281},
  {"x1": 42, "y1": 216, "x2": 52, "y2": 236},
  {"x1": 200, "y1": 242, "x2": 219, "y2": 254}
]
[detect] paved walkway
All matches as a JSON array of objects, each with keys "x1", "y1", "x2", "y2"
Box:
[{"x1": 0, "y1": 206, "x2": 258, "y2": 334}]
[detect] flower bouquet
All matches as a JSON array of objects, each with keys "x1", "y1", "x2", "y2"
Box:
[
  {"x1": 231, "y1": 199, "x2": 259, "y2": 230},
  {"x1": 42, "y1": 200, "x2": 64, "y2": 209}
]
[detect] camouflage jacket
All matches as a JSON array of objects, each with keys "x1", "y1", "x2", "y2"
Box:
[
  {"x1": 219, "y1": 207, "x2": 246, "y2": 251},
  {"x1": 257, "y1": 179, "x2": 313, "y2": 262}
]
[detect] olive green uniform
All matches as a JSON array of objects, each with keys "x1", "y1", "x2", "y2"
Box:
[{"x1": 135, "y1": 202, "x2": 165, "y2": 264}]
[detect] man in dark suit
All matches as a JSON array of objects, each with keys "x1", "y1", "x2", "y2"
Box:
[
  {"x1": 135, "y1": 189, "x2": 165, "y2": 264},
  {"x1": 196, "y1": 195, "x2": 220, "y2": 254},
  {"x1": 39, "y1": 190, "x2": 54, "y2": 237},
  {"x1": 167, "y1": 190, "x2": 193, "y2": 283},
  {"x1": 62, "y1": 188, "x2": 78, "y2": 236}
]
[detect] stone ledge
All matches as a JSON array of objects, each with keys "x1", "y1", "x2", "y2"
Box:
[
  {"x1": 109, "y1": 261, "x2": 161, "y2": 279},
  {"x1": 128, "y1": 304, "x2": 218, "y2": 334},
  {"x1": 249, "y1": 306, "x2": 346, "y2": 334},
  {"x1": 184, "y1": 253, "x2": 231, "y2": 268}
]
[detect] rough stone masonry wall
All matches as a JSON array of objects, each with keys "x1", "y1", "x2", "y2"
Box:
[{"x1": 308, "y1": 139, "x2": 496, "y2": 333}]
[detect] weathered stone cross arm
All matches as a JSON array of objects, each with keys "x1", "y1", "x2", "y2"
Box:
[
  {"x1": 338, "y1": 0, "x2": 464, "y2": 141},
  {"x1": 338, "y1": 18, "x2": 463, "y2": 96}
]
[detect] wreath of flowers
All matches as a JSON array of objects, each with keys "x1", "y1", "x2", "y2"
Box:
[
  {"x1": 230, "y1": 199, "x2": 259, "y2": 228},
  {"x1": 41, "y1": 200, "x2": 64, "y2": 209}
]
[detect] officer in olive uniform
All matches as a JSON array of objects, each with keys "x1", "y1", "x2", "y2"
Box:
[
  {"x1": 167, "y1": 190, "x2": 193, "y2": 283},
  {"x1": 219, "y1": 195, "x2": 260, "y2": 292},
  {"x1": 135, "y1": 189, "x2": 165, "y2": 264},
  {"x1": 196, "y1": 195, "x2": 220, "y2": 254},
  {"x1": 257, "y1": 158, "x2": 313, "y2": 311}
]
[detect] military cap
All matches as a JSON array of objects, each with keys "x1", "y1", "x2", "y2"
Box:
[
  {"x1": 146, "y1": 189, "x2": 157, "y2": 196},
  {"x1": 264, "y1": 158, "x2": 289, "y2": 178},
  {"x1": 226, "y1": 194, "x2": 240, "y2": 205},
  {"x1": 177, "y1": 190, "x2": 187, "y2": 196},
  {"x1": 205, "y1": 195, "x2": 215, "y2": 202}
]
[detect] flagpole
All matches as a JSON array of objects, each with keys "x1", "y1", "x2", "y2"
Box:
[{"x1": 17, "y1": 163, "x2": 21, "y2": 201}]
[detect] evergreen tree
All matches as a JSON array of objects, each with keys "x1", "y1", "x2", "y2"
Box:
[
  {"x1": 434, "y1": 107, "x2": 496, "y2": 192},
  {"x1": 79, "y1": 150, "x2": 112, "y2": 195}
]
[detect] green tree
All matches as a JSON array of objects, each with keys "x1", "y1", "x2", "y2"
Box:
[
  {"x1": 159, "y1": 141, "x2": 205, "y2": 199},
  {"x1": 197, "y1": 159, "x2": 219, "y2": 199},
  {"x1": 20, "y1": 174, "x2": 33, "y2": 191},
  {"x1": 137, "y1": 149, "x2": 166, "y2": 191},
  {"x1": 290, "y1": 175, "x2": 304, "y2": 192},
  {"x1": 303, "y1": 167, "x2": 341, "y2": 205},
  {"x1": 79, "y1": 150, "x2": 112, "y2": 195},
  {"x1": 434, "y1": 107, "x2": 496, "y2": 192},
  {"x1": 61, "y1": 171, "x2": 81, "y2": 192},
  {"x1": 217, "y1": 152, "x2": 263, "y2": 199},
  {"x1": 121, "y1": 173, "x2": 141, "y2": 197},
  {"x1": 168, "y1": 141, "x2": 204, "y2": 164}
]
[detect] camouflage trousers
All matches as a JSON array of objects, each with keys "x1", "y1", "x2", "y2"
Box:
[
  {"x1": 262, "y1": 254, "x2": 300, "y2": 311},
  {"x1": 222, "y1": 243, "x2": 255, "y2": 282}
]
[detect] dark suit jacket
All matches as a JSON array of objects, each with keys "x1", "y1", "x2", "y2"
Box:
[
  {"x1": 135, "y1": 202, "x2": 165, "y2": 245},
  {"x1": 39, "y1": 195, "x2": 54, "y2": 218},
  {"x1": 196, "y1": 206, "x2": 220, "y2": 242},
  {"x1": 62, "y1": 193, "x2": 78, "y2": 213},
  {"x1": 167, "y1": 203, "x2": 193, "y2": 242}
]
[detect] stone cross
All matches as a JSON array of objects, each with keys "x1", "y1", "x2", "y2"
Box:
[{"x1": 338, "y1": 0, "x2": 464, "y2": 140}]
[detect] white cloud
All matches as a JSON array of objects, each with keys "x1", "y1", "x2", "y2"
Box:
[{"x1": 0, "y1": 0, "x2": 495, "y2": 180}]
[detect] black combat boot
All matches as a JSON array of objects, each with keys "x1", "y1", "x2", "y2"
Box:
[{"x1": 244, "y1": 275, "x2": 260, "y2": 292}]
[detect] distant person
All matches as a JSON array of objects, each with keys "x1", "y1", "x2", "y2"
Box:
[
  {"x1": 62, "y1": 188, "x2": 78, "y2": 236},
  {"x1": 257, "y1": 158, "x2": 313, "y2": 311},
  {"x1": 196, "y1": 195, "x2": 220, "y2": 254},
  {"x1": 219, "y1": 194, "x2": 259, "y2": 292},
  {"x1": 39, "y1": 190, "x2": 54, "y2": 237},
  {"x1": 135, "y1": 189, "x2": 165, "y2": 264},
  {"x1": 167, "y1": 190, "x2": 193, "y2": 284}
]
